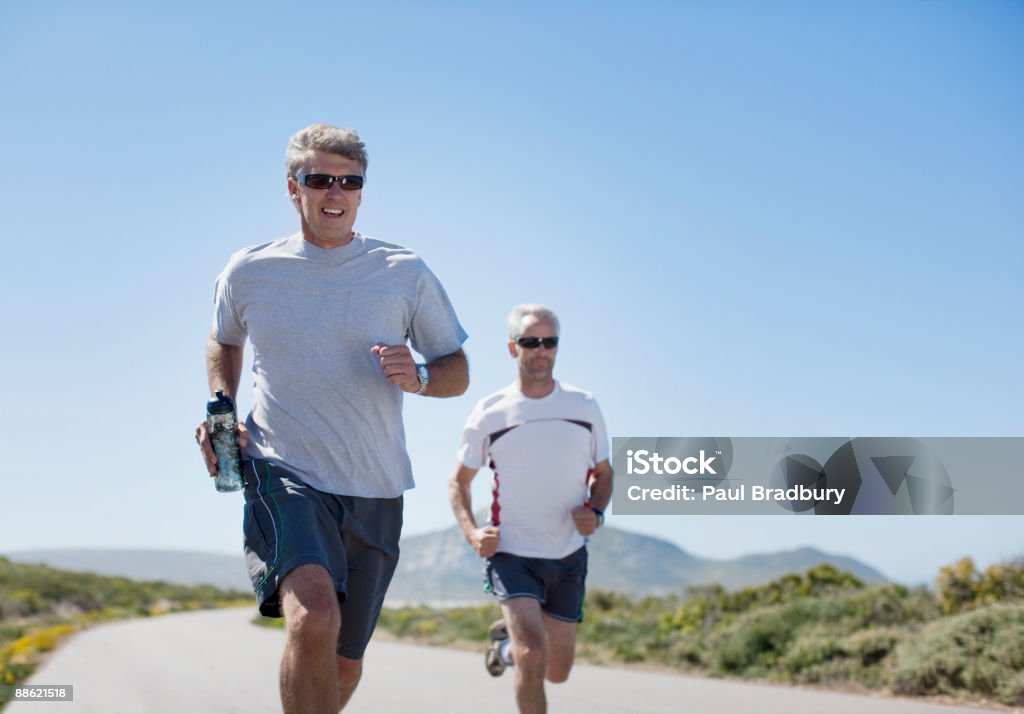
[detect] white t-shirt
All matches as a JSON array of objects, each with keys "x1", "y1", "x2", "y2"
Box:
[{"x1": 456, "y1": 381, "x2": 610, "y2": 559}]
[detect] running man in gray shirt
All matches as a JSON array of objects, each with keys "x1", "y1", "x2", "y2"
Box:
[{"x1": 195, "y1": 123, "x2": 469, "y2": 713}]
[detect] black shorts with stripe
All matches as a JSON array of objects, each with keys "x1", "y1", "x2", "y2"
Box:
[
  {"x1": 484, "y1": 546, "x2": 588, "y2": 623},
  {"x1": 241, "y1": 459, "x2": 402, "y2": 659}
]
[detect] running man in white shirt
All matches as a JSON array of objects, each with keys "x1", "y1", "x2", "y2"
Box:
[{"x1": 449, "y1": 304, "x2": 613, "y2": 714}]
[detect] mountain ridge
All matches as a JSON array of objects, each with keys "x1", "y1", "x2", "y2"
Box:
[
  {"x1": 386, "y1": 523, "x2": 888, "y2": 603},
  {"x1": 6, "y1": 526, "x2": 888, "y2": 604}
]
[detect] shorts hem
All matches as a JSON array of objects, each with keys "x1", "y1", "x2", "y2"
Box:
[
  {"x1": 541, "y1": 608, "x2": 582, "y2": 623},
  {"x1": 492, "y1": 591, "x2": 543, "y2": 604},
  {"x1": 336, "y1": 644, "x2": 368, "y2": 660},
  {"x1": 255, "y1": 555, "x2": 346, "y2": 617},
  {"x1": 492, "y1": 592, "x2": 580, "y2": 622}
]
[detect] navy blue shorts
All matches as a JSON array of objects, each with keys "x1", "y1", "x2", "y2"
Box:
[
  {"x1": 241, "y1": 459, "x2": 402, "y2": 659},
  {"x1": 484, "y1": 547, "x2": 588, "y2": 623}
]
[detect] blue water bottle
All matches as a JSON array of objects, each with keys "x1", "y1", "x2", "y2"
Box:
[{"x1": 206, "y1": 390, "x2": 244, "y2": 492}]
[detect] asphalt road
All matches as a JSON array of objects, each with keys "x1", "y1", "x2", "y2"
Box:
[{"x1": 7, "y1": 608, "x2": 995, "y2": 713}]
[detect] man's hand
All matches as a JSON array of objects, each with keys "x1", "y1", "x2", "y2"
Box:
[
  {"x1": 572, "y1": 506, "x2": 601, "y2": 537},
  {"x1": 469, "y1": 525, "x2": 500, "y2": 558},
  {"x1": 195, "y1": 420, "x2": 249, "y2": 476},
  {"x1": 371, "y1": 344, "x2": 420, "y2": 392}
]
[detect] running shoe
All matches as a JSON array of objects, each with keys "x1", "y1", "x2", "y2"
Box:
[{"x1": 485, "y1": 618, "x2": 510, "y2": 677}]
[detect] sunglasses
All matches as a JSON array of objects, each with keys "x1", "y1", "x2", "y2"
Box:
[
  {"x1": 296, "y1": 174, "x2": 365, "y2": 191},
  {"x1": 515, "y1": 336, "x2": 559, "y2": 349}
]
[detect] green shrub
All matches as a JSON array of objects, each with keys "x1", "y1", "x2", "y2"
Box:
[
  {"x1": 660, "y1": 564, "x2": 865, "y2": 635},
  {"x1": 842, "y1": 627, "x2": 903, "y2": 668},
  {"x1": 705, "y1": 584, "x2": 929, "y2": 682},
  {"x1": 889, "y1": 603, "x2": 1024, "y2": 705},
  {"x1": 936, "y1": 558, "x2": 1024, "y2": 615},
  {"x1": 779, "y1": 624, "x2": 844, "y2": 676},
  {"x1": 376, "y1": 604, "x2": 500, "y2": 645},
  {"x1": 709, "y1": 603, "x2": 810, "y2": 676},
  {"x1": 777, "y1": 625, "x2": 905, "y2": 687},
  {"x1": 996, "y1": 670, "x2": 1024, "y2": 707},
  {"x1": 664, "y1": 634, "x2": 707, "y2": 667}
]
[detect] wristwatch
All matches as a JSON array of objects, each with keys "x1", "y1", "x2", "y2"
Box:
[{"x1": 415, "y1": 363, "x2": 430, "y2": 395}]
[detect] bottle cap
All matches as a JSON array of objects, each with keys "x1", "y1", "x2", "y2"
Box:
[{"x1": 206, "y1": 390, "x2": 236, "y2": 415}]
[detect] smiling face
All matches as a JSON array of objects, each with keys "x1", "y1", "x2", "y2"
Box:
[
  {"x1": 508, "y1": 314, "x2": 559, "y2": 388},
  {"x1": 287, "y1": 149, "x2": 363, "y2": 249}
]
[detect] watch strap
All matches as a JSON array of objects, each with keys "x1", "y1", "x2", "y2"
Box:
[{"x1": 415, "y1": 363, "x2": 429, "y2": 395}]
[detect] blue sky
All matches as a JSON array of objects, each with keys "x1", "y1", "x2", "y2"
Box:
[{"x1": 0, "y1": 2, "x2": 1021, "y2": 585}]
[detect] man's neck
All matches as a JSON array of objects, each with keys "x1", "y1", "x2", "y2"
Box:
[
  {"x1": 302, "y1": 230, "x2": 355, "y2": 249},
  {"x1": 517, "y1": 377, "x2": 556, "y2": 399}
]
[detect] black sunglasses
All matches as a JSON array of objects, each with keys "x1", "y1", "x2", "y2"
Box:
[
  {"x1": 515, "y1": 336, "x2": 559, "y2": 349},
  {"x1": 296, "y1": 174, "x2": 365, "y2": 191}
]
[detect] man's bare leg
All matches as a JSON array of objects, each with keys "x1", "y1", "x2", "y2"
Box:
[
  {"x1": 541, "y1": 614, "x2": 577, "y2": 684},
  {"x1": 501, "y1": 597, "x2": 548, "y2": 714},
  {"x1": 336, "y1": 655, "x2": 362, "y2": 710},
  {"x1": 279, "y1": 564, "x2": 342, "y2": 714}
]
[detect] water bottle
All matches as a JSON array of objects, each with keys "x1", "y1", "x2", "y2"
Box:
[{"x1": 206, "y1": 390, "x2": 244, "y2": 492}]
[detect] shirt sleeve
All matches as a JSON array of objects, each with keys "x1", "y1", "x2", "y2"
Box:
[
  {"x1": 455, "y1": 400, "x2": 489, "y2": 469},
  {"x1": 407, "y1": 261, "x2": 468, "y2": 362},
  {"x1": 211, "y1": 266, "x2": 247, "y2": 346},
  {"x1": 590, "y1": 397, "x2": 611, "y2": 464}
]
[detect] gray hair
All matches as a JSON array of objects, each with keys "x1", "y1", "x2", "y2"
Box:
[
  {"x1": 507, "y1": 304, "x2": 560, "y2": 339},
  {"x1": 286, "y1": 123, "x2": 368, "y2": 177}
]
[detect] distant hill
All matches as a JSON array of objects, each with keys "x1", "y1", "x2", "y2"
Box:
[
  {"x1": 5, "y1": 549, "x2": 253, "y2": 592},
  {"x1": 6, "y1": 529, "x2": 887, "y2": 605},
  {"x1": 388, "y1": 524, "x2": 887, "y2": 603}
]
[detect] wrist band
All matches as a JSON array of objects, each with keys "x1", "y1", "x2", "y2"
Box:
[{"x1": 590, "y1": 506, "x2": 605, "y2": 527}]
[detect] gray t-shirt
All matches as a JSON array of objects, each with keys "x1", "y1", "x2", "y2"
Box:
[{"x1": 212, "y1": 232, "x2": 468, "y2": 497}]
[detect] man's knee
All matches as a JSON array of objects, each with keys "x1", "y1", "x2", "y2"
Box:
[
  {"x1": 541, "y1": 614, "x2": 577, "y2": 684},
  {"x1": 545, "y1": 661, "x2": 573, "y2": 684},
  {"x1": 512, "y1": 636, "x2": 546, "y2": 678},
  {"x1": 285, "y1": 602, "x2": 339, "y2": 645},
  {"x1": 281, "y1": 566, "x2": 341, "y2": 645},
  {"x1": 337, "y1": 656, "x2": 362, "y2": 691}
]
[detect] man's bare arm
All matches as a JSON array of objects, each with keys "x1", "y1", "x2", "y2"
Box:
[
  {"x1": 372, "y1": 345, "x2": 470, "y2": 397},
  {"x1": 449, "y1": 462, "x2": 499, "y2": 557},
  {"x1": 206, "y1": 331, "x2": 244, "y2": 397},
  {"x1": 423, "y1": 347, "x2": 469, "y2": 397},
  {"x1": 572, "y1": 458, "x2": 614, "y2": 536},
  {"x1": 587, "y1": 459, "x2": 614, "y2": 513},
  {"x1": 196, "y1": 331, "x2": 248, "y2": 475}
]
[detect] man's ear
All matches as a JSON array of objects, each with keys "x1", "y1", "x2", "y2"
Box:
[{"x1": 507, "y1": 341, "x2": 518, "y2": 358}]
